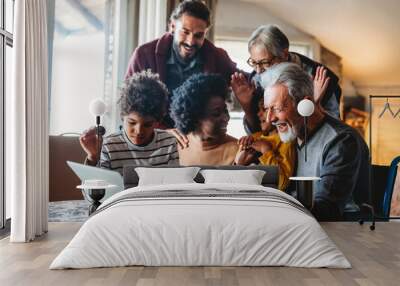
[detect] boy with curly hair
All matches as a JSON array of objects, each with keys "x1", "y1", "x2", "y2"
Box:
[{"x1": 80, "y1": 71, "x2": 179, "y2": 173}]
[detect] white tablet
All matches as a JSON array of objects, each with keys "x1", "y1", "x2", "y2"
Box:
[{"x1": 67, "y1": 161, "x2": 124, "y2": 201}]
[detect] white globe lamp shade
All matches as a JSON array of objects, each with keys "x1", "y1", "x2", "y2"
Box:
[
  {"x1": 297, "y1": 99, "x2": 314, "y2": 117},
  {"x1": 89, "y1": 98, "x2": 106, "y2": 117}
]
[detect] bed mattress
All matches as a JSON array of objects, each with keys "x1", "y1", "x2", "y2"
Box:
[{"x1": 50, "y1": 183, "x2": 350, "y2": 269}]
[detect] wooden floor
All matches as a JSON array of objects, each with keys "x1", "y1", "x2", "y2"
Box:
[{"x1": 0, "y1": 222, "x2": 399, "y2": 286}]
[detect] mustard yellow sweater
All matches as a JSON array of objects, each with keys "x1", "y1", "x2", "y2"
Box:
[{"x1": 252, "y1": 132, "x2": 295, "y2": 191}]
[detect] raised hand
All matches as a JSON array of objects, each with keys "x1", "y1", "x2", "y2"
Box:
[
  {"x1": 79, "y1": 126, "x2": 103, "y2": 163},
  {"x1": 231, "y1": 72, "x2": 255, "y2": 112},
  {"x1": 313, "y1": 66, "x2": 330, "y2": 104}
]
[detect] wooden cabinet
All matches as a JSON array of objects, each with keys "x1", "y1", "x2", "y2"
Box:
[{"x1": 49, "y1": 136, "x2": 86, "y2": 201}]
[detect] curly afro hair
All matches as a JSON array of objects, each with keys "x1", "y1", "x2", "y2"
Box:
[
  {"x1": 170, "y1": 73, "x2": 229, "y2": 134},
  {"x1": 118, "y1": 70, "x2": 169, "y2": 121}
]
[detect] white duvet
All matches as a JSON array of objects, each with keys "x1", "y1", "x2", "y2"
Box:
[{"x1": 50, "y1": 183, "x2": 351, "y2": 269}]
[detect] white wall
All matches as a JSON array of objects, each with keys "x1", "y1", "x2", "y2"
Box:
[
  {"x1": 243, "y1": 0, "x2": 400, "y2": 88},
  {"x1": 215, "y1": 0, "x2": 320, "y2": 60}
]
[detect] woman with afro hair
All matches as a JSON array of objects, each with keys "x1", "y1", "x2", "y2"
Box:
[{"x1": 170, "y1": 73, "x2": 238, "y2": 165}]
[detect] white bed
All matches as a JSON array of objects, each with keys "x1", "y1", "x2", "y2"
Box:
[{"x1": 50, "y1": 183, "x2": 351, "y2": 269}]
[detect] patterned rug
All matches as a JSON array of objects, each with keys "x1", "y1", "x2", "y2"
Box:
[{"x1": 48, "y1": 200, "x2": 90, "y2": 222}]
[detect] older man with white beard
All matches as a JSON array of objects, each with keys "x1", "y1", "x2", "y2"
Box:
[
  {"x1": 234, "y1": 94, "x2": 296, "y2": 191},
  {"x1": 244, "y1": 62, "x2": 369, "y2": 221}
]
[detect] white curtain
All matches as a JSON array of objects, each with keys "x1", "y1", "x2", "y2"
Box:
[
  {"x1": 9, "y1": 0, "x2": 49, "y2": 242},
  {"x1": 138, "y1": 0, "x2": 167, "y2": 45}
]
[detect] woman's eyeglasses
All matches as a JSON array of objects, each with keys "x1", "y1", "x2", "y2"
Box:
[{"x1": 247, "y1": 57, "x2": 276, "y2": 68}]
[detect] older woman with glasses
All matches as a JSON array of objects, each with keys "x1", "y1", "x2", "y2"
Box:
[{"x1": 231, "y1": 24, "x2": 341, "y2": 134}]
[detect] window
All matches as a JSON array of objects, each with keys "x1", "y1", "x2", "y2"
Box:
[
  {"x1": 49, "y1": 0, "x2": 115, "y2": 135},
  {"x1": 289, "y1": 43, "x2": 312, "y2": 59},
  {"x1": 214, "y1": 39, "x2": 253, "y2": 73},
  {"x1": 1, "y1": 0, "x2": 14, "y2": 231}
]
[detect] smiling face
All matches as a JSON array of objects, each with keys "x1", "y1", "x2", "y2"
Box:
[
  {"x1": 196, "y1": 96, "x2": 230, "y2": 140},
  {"x1": 264, "y1": 84, "x2": 303, "y2": 142},
  {"x1": 123, "y1": 112, "x2": 157, "y2": 146},
  {"x1": 171, "y1": 13, "x2": 208, "y2": 60}
]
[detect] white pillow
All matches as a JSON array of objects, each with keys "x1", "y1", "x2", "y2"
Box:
[
  {"x1": 200, "y1": 169, "x2": 266, "y2": 185},
  {"x1": 135, "y1": 167, "x2": 200, "y2": 186}
]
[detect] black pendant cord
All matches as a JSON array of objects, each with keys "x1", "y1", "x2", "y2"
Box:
[
  {"x1": 304, "y1": 117, "x2": 308, "y2": 162},
  {"x1": 96, "y1": 115, "x2": 100, "y2": 168}
]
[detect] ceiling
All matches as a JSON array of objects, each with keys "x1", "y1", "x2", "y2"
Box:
[{"x1": 242, "y1": 0, "x2": 400, "y2": 87}]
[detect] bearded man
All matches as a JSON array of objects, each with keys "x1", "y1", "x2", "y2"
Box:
[
  {"x1": 125, "y1": 0, "x2": 237, "y2": 131},
  {"x1": 262, "y1": 63, "x2": 369, "y2": 221}
]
